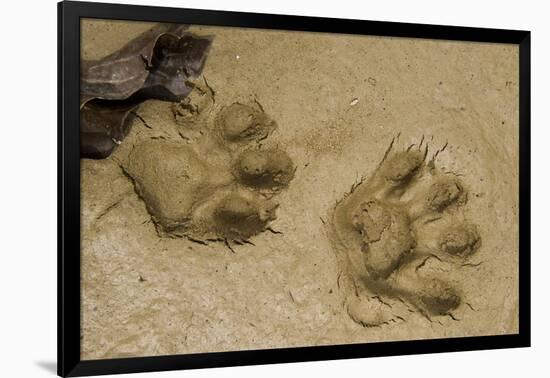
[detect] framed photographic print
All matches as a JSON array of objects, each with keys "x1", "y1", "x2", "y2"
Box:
[{"x1": 58, "y1": 0, "x2": 531, "y2": 376}]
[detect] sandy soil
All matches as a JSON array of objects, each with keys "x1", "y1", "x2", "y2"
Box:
[{"x1": 80, "y1": 19, "x2": 519, "y2": 360}]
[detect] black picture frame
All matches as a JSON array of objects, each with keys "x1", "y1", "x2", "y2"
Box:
[{"x1": 58, "y1": 1, "x2": 531, "y2": 376}]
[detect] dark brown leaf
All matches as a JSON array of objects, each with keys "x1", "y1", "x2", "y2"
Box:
[
  {"x1": 80, "y1": 24, "x2": 213, "y2": 159},
  {"x1": 80, "y1": 24, "x2": 188, "y2": 102},
  {"x1": 80, "y1": 98, "x2": 141, "y2": 159}
]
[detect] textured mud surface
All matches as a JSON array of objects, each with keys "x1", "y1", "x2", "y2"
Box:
[{"x1": 80, "y1": 20, "x2": 519, "y2": 359}]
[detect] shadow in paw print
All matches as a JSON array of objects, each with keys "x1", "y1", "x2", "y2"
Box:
[
  {"x1": 330, "y1": 135, "x2": 481, "y2": 326},
  {"x1": 122, "y1": 82, "x2": 294, "y2": 246}
]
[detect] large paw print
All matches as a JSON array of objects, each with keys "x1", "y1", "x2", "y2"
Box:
[
  {"x1": 123, "y1": 83, "x2": 294, "y2": 245},
  {"x1": 330, "y1": 136, "x2": 481, "y2": 326}
]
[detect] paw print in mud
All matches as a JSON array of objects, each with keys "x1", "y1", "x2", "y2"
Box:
[
  {"x1": 123, "y1": 83, "x2": 295, "y2": 247},
  {"x1": 330, "y1": 136, "x2": 481, "y2": 326}
]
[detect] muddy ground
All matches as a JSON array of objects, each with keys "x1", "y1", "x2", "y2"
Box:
[{"x1": 80, "y1": 19, "x2": 519, "y2": 360}]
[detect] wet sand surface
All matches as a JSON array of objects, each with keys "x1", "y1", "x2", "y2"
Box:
[{"x1": 80, "y1": 19, "x2": 519, "y2": 359}]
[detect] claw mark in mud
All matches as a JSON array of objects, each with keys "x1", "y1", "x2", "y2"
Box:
[
  {"x1": 122, "y1": 83, "x2": 295, "y2": 244},
  {"x1": 329, "y1": 135, "x2": 481, "y2": 326}
]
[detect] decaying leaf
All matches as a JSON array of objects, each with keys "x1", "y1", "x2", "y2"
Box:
[
  {"x1": 80, "y1": 23, "x2": 213, "y2": 159},
  {"x1": 80, "y1": 98, "x2": 141, "y2": 159}
]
